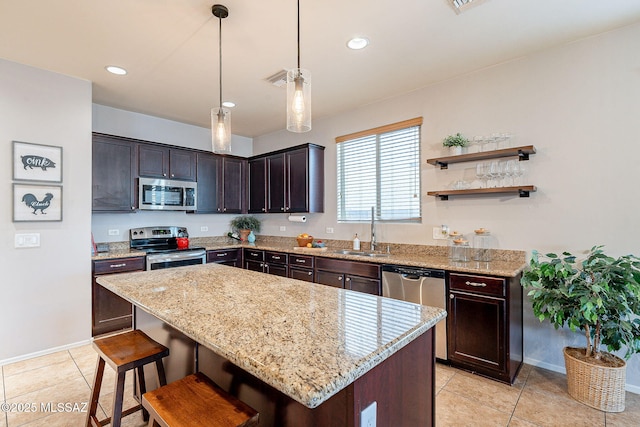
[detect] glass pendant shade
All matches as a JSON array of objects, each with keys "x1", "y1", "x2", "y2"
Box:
[
  {"x1": 211, "y1": 106, "x2": 231, "y2": 153},
  {"x1": 286, "y1": 68, "x2": 311, "y2": 133}
]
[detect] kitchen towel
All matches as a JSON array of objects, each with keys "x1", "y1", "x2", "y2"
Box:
[{"x1": 288, "y1": 214, "x2": 307, "y2": 223}]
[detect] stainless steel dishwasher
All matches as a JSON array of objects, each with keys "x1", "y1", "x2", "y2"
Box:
[{"x1": 382, "y1": 265, "x2": 447, "y2": 360}]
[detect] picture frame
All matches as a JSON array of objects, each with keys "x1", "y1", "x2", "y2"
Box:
[
  {"x1": 13, "y1": 183, "x2": 63, "y2": 222},
  {"x1": 12, "y1": 141, "x2": 63, "y2": 183}
]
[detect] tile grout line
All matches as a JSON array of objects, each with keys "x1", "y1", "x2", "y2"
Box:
[{"x1": 505, "y1": 367, "x2": 534, "y2": 426}]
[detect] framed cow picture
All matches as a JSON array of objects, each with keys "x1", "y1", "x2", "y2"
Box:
[
  {"x1": 13, "y1": 183, "x2": 63, "y2": 222},
  {"x1": 12, "y1": 141, "x2": 63, "y2": 183}
]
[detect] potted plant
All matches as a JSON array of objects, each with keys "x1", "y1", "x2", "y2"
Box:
[
  {"x1": 442, "y1": 133, "x2": 469, "y2": 155},
  {"x1": 521, "y1": 246, "x2": 640, "y2": 412},
  {"x1": 230, "y1": 215, "x2": 261, "y2": 242}
]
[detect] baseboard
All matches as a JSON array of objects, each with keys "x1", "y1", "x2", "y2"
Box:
[
  {"x1": 0, "y1": 339, "x2": 92, "y2": 367},
  {"x1": 524, "y1": 356, "x2": 640, "y2": 395}
]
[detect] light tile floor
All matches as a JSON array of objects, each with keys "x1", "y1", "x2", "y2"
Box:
[{"x1": 1, "y1": 345, "x2": 639, "y2": 426}]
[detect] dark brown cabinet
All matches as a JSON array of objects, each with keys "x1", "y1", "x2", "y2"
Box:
[
  {"x1": 248, "y1": 144, "x2": 324, "y2": 213},
  {"x1": 243, "y1": 249, "x2": 289, "y2": 277},
  {"x1": 207, "y1": 249, "x2": 241, "y2": 267},
  {"x1": 447, "y1": 272, "x2": 523, "y2": 384},
  {"x1": 288, "y1": 254, "x2": 314, "y2": 282},
  {"x1": 138, "y1": 144, "x2": 196, "y2": 181},
  {"x1": 92, "y1": 134, "x2": 137, "y2": 212},
  {"x1": 315, "y1": 257, "x2": 381, "y2": 295},
  {"x1": 92, "y1": 257, "x2": 144, "y2": 336},
  {"x1": 196, "y1": 154, "x2": 246, "y2": 214}
]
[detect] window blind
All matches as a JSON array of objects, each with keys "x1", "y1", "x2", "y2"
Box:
[{"x1": 337, "y1": 119, "x2": 421, "y2": 222}]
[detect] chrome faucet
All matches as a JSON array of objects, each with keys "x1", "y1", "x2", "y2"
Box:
[{"x1": 370, "y1": 206, "x2": 377, "y2": 252}]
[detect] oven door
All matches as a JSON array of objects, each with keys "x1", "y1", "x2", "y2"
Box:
[{"x1": 146, "y1": 249, "x2": 207, "y2": 270}]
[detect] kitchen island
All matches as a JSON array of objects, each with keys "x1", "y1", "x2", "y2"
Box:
[{"x1": 96, "y1": 262, "x2": 446, "y2": 426}]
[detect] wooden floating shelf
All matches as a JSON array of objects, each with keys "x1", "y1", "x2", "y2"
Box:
[
  {"x1": 426, "y1": 145, "x2": 537, "y2": 169},
  {"x1": 427, "y1": 185, "x2": 537, "y2": 200}
]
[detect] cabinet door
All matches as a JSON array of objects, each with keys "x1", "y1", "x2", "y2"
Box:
[
  {"x1": 222, "y1": 157, "x2": 246, "y2": 213},
  {"x1": 315, "y1": 270, "x2": 345, "y2": 289},
  {"x1": 448, "y1": 290, "x2": 506, "y2": 373},
  {"x1": 248, "y1": 158, "x2": 267, "y2": 213},
  {"x1": 267, "y1": 153, "x2": 286, "y2": 212},
  {"x1": 169, "y1": 149, "x2": 196, "y2": 181},
  {"x1": 138, "y1": 144, "x2": 168, "y2": 178},
  {"x1": 347, "y1": 275, "x2": 381, "y2": 296},
  {"x1": 196, "y1": 153, "x2": 221, "y2": 213},
  {"x1": 286, "y1": 147, "x2": 309, "y2": 212},
  {"x1": 266, "y1": 263, "x2": 288, "y2": 277},
  {"x1": 92, "y1": 135, "x2": 137, "y2": 212},
  {"x1": 92, "y1": 278, "x2": 133, "y2": 336},
  {"x1": 245, "y1": 260, "x2": 265, "y2": 272},
  {"x1": 289, "y1": 267, "x2": 314, "y2": 282}
]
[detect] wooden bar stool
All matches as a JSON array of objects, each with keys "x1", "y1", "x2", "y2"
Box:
[
  {"x1": 142, "y1": 372, "x2": 259, "y2": 427},
  {"x1": 86, "y1": 330, "x2": 169, "y2": 427}
]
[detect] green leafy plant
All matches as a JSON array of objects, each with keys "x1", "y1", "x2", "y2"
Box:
[
  {"x1": 442, "y1": 133, "x2": 469, "y2": 147},
  {"x1": 521, "y1": 246, "x2": 640, "y2": 360},
  {"x1": 230, "y1": 215, "x2": 261, "y2": 232}
]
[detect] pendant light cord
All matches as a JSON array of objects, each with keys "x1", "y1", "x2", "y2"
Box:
[
  {"x1": 219, "y1": 13, "x2": 223, "y2": 109},
  {"x1": 297, "y1": 0, "x2": 300, "y2": 70}
]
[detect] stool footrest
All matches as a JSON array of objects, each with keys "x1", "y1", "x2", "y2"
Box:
[{"x1": 143, "y1": 372, "x2": 259, "y2": 427}]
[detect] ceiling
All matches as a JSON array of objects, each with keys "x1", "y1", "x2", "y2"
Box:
[{"x1": 1, "y1": 0, "x2": 640, "y2": 138}]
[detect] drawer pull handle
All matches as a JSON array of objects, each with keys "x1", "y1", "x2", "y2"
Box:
[
  {"x1": 272, "y1": 256, "x2": 281, "y2": 260},
  {"x1": 110, "y1": 263, "x2": 126, "y2": 268},
  {"x1": 296, "y1": 259, "x2": 306, "y2": 263},
  {"x1": 217, "y1": 253, "x2": 228, "y2": 257},
  {"x1": 465, "y1": 281, "x2": 487, "y2": 287}
]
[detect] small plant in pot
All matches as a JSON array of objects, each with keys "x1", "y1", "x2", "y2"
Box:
[
  {"x1": 230, "y1": 215, "x2": 261, "y2": 242},
  {"x1": 521, "y1": 246, "x2": 640, "y2": 412},
  {"x1": 442, "y1": 133, "x2": 469, "y2": 155}
]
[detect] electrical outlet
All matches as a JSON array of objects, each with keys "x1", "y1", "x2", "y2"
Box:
[
  {"x1": 432, "y1": 225, "x2": 449, "y2": 240},
  {"x1": 15, "y1": 233, "x2": 40, "y2": 248},
  {"x1": 108, "y1": 229, "x2": 119, "y2": 236},
  {"x1": 360, "y1": 401, "x2": 376, "y2": 427},
  {"x1": 280, "y1": 226, "x2": 286, "y2": 231},
  {"x1": 201, "y1": 226, "x2": 209, "y2": 232},
  {"x1": 326, "y1": 227, "x2": 334, "y2": 234}
]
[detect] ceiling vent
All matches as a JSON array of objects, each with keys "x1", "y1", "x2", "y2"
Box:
[
  {"x1": 449, "y1": 0, "x2": 488, "y2": 14},
  {"x1": 265, "y1": 69, "x2": 288, "y2": 87}
]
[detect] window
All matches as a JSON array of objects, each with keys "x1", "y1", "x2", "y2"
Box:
[{"x1": 336, "y1": 117, "x2": 422, "y2": 222}]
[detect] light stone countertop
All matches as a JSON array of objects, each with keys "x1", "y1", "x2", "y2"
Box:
[
  {"x1": 96, "y1": 263, "x2": 446, "y2": 408},
  {"x1": 92, "y1": 237, "x2": 527, "y2": 277}
]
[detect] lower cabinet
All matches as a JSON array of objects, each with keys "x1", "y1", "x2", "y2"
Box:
[
  {"x1": 207, "y1": 249, "x2": 241, "y2": 267},
  {"x1": 315, "y1": 257, "x2": 381, "y2": 296},
  {"x1": 92, "y1": 257, "x2": 144, "y2": 336},
  {"x1": 243, "y1": 249, "x2": 288, "y2": 277},
  {"x1": 289, "y1": 254, "x2": 314, "y2": 282},
  {"x1": 447, "y1": 272, "x2": 523, "y2": 384}
]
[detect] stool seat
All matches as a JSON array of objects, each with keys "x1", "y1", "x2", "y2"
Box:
[
  {"x1": 142, "y1": 372, "x2": 259, "y2": 427},
  {"x1": 86, "y1": 330, "x2": 169, "y2": 427}
]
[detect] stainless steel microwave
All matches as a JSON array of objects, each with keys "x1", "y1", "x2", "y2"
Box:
[{"x1": 138, "y1": 177, "x2": 197, "y2": 211}]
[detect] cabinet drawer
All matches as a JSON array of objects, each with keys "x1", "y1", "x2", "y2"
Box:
[
  {"x1": 315, "y1": 257, "x2": 380, "y2": 280},
  {"x1": 93, "y1": 257, "x2": 145, "y2": 275},
  {"x1": 449, "y1": 273, "x2": 505, "y2": 297},
  {"x1": 266, "y1": 251, "x2": 288, "y2": 264},
  {"x1": 289, "y1": 254, "x2": 313, "y2": 268},
  {"x1": 244, "y1": 249, "x2": 264, "y2": 261},
  {"x1": 207, "y1": 249, "x2": 239, "y2": 263}
]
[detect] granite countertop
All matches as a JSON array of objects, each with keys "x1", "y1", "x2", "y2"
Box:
[
  {"x1": 91, "y1": 237, "x2": 527, "y2": 277},
  {"x1": 96, "y1": 263, "x2": 446, "y2": 408}
]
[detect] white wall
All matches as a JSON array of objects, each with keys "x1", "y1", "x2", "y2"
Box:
[
  {"x1": 0, "y1": 59, "x2": 92, "y2": 362},
  {"x1": 253, "y1": 23, "x2": 640, "y2": 390},
  {"x1": 91, "y1": 104, "x2": 254, "y2": 243}
]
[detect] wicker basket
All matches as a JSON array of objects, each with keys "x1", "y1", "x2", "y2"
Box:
[
  {"x1": 296, "y1": 237, "x2": 313, "y2": 247},
  {"x1": 563, "y1": 347, "x2": 626, "y2": 412}
]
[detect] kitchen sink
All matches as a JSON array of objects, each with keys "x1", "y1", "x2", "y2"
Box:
[{"x1": 331, "y1": 249, "x2": 391, "y2": 258}]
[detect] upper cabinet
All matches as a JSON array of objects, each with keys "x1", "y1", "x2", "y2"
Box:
[
  {"x1": 196, "y1": 153, "x2": 246, "y2": 214},
  {"x1": 138, "y1": 144, "x2": 196, "y2": 181},
  {"x1": 248, "y1": 144, "x2": 324, "y2": 214},
  {"x1": 92, "y1": 134, "x2": 137, "y2": 212}
]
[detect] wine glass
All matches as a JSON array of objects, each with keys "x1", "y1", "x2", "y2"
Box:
[
  {"x1": 488, "y1": 161, "x2": 504, "y2": 187},
  {"x1": 503, "y1": 160, "x2": 517, "y2": 187},
  {"x1": 512, "y1": 161, "x2": 525, "y2": 186},
  {"x1": 475, "y1": 163, "x2": 488, "y2": 188}
]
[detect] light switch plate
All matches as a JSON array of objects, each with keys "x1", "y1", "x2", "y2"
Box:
[
  {"x1": 15, "y1": 233, "x2": 40, "y2": 248},
  {"x1": 326, "y1": 227, "x2": 334, "y2": 234},
  {"x1": 361, "y1": 401, "x2": 376, "y2": 427},
  {"x1": 280, "y1": 226, "x2": 286, "y2": 231},
  {"x1": 201, "y1": 226, "x2": 209, "y2": 232}
]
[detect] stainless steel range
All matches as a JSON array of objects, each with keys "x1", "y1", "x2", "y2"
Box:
[{"x1": 130, "y1": 226, "x2": 206, "y2": 270}]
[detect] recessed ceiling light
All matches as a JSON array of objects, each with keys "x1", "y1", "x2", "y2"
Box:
[
  {"x1": 222, "y1": 101, "x2": 235, "y2": 108},
  {"x1": 105, "y1": 65, "x2": 127, "y2": 75},
  {"x1": 347, "y1": 37, "x2": 369, "y2": 50}
]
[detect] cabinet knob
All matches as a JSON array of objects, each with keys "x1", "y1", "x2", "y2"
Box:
[
  {"x1": 280, "y1": 207, "x2": 285, "y2": 211},
  {"x1": 346, "y1": 277, "x2": 351, "y2": 282},
  {"x1": 450, "y1": 294, "x2": 454, "y2": 299},
  {"x1": 262, "y1": 208, "x2": 266, "y2": 212},
  {"x1": 308, "y1": 271, "x2": 313, "y2": 276},
  {"x1": 338, "y1": 276, "x2": 343, "y2": 280},
  {"x1": 163, "y1": 173, "x2": 167, "y2": 177},
  {"x1": 171, "y1": 174, "x2": 175, "y2": 178},
  {"x1": 131, "y1": 206, "x2": 135, "y2": 210},
  {"x1": 223, "y1": 208, "x2": 227, "y2": 212}
]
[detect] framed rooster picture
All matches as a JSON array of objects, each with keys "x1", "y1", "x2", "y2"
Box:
[
  {"x1": 12, "y1": 141, "x2": 63, "y2": 183},
  {"x1": 13, "y1": 183, "x2": 62, "y2": 222}
]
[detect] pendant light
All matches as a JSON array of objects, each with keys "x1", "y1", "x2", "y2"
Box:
[
  {"x1": 286, "y1": 0, "x2": 311, "y2": 133},
  {"x1": 211, "y1": 4, "x2": 231, "y2": 153}
]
